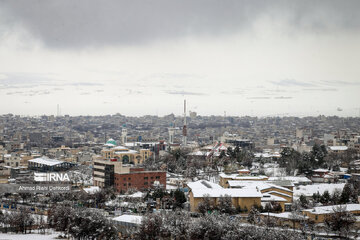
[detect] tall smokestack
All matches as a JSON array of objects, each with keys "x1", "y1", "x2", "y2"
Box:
[{"x1": 182, "y1": 100, "x2": 187, "y2": 146}]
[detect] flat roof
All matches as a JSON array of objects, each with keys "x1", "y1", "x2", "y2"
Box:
[
  {"x1": 113, "y1": 215, "x2": 143, "y2": 224},
  {"x1": 28, "y1": 157, "x2": 64, "y2": 166},
  {"x1": 188, "y1": 180, "x2": 262, "y2": 198},
  {"x1": 303, "y1": 204, "x2": 360, "y2": 215}
]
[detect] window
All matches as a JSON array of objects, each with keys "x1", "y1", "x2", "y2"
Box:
[
  {"x1": 156, "y1": 176, "x2": 160, "y2": 179},
  {"x1": 128, "y1": 183, "x2": 131, "y2": 186},
  {"x1": 144, "y1": 182, "x2": 148, "y2": 185},
  {"x1": 123, "y1": 178, "x2": 126, "y2": 180},
  {"x1": 144, "y1": 177, "x2": 148, "y2": 180},
  {"x1": 128, "y1": 177, "x2": 131, "y2": 180},
  {"x1": 315, "y1": 216, "x2": 318, "y2": 220},
  {"x1": 151, "y1": 177, "x2": 153, "y2": 179},
  {"x1": 123, "y1": 184, "x2": 126, "y2": 186}
]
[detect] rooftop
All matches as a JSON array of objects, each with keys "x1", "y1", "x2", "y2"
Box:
[
  {"x1": 188, "y1": 180, "x2": 262, "y2": 198},
  {"x1": 303, "y1": 204, "x2": 360, "y2": 215},
  {"x1": 28, "y1": 157, "x2": 64, "y2": 166},
  {"x1": 112, "y1": 215, "x2": 143, "y2": 224}
]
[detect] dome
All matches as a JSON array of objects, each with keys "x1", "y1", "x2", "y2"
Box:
[{"x1": 105, "y1": 139, "x2": 117, "y2": 146}]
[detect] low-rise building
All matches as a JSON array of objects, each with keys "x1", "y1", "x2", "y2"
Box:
[
  {"x1": 28, "y1": 157, "x2": 75, "y2": 172},
  {"x1": 188, "y1": 180, "x2": 262, "y2": 213},
  {"x1": 219, "y1": 172, "x2": 268, "y2": 187},
  {"x1": 302, "y1": 204, "x2": 360, "y2": 223},
  {"x1": 227, "y1": 181, "x2": 293, "y2": 211}
]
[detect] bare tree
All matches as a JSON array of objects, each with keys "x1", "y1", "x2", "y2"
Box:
[{"x1": 324, "y1": 205, "x2": 356, "y2": 238}]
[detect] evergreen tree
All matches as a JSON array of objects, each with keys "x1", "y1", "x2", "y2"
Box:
[
  {"x1": 320, "y1": 190, "x2": 331, "y2": 205},
  {"x1": 299, "y1": 194, "x2": 308, "y2": 208},
  {"x1": 173, "y1": 188, "x2": 186, "y2": 208},
  {"x1": 340, "y1": 183, "x2": 352, "y2": 203},
  {"x1": 217, "y1": 195, "x2": 235, "y2": 214},
  {"x1": 247, "y1": 206, "x2": 260, "y2": 224}
]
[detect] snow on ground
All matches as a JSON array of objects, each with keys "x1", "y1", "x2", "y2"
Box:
[
  {"x1": 0, "y1": 232, "x2": 61, "y2": 240},
  {"x1": 264, "y1": 166, "x2": 286, "y2": 177},
  {"x1": 293, "y1": 183, "x2": 345, "y2": 199},
  {"x1": 112, "y1": 214, "x2": 143, "y2": 224},
  {"x1": 83, "y1": 186, "x2": 100, "y2": 194},
  {"x1": 1, "y1": 210, "x2": 47, "y2": 223}
]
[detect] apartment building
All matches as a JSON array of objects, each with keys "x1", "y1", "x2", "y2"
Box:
[{"x1": 93, "y1": 158, "x2": 166, "y2": 192}]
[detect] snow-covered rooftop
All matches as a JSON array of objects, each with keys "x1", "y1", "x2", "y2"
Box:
[
  {"x1": 83, "y1": 186, "x2": 100, "y2": 194},
  {"x1": 188, "y1": 180, "x2": 262, "y2": 198},
  {"x1": 329, "y1": 146, "x2": 348, "y2": 151},
  {"x1": 187, "y1": 180, "x2": 223, "y2": 190},
  {"x1": 188, "y1": 150, "x2": 206, "y2": 156},
  {"x1": 261, "y1": 194, "x2": 287, "y2": 202},
  {"x1": 227, "y1": 181, "x2": 292, "y2": 193},
  {"x1": 260, "y1": 212, "x2": 308, "y2": 220},
  {"x1": 254, "y1": 152, "x2": 281, "y2": 158},
  {"x1": 28, "y1": 157, "x2": 64, "y2": 166},
  {"x1": 114, "y1": 149, "x2": 138, "y2": 154},
  {"x1": 313, "y1": 169, "x2": 329, "y2": 173},
  {"x1": 268, "y1": 176, "x2": 312, "y2": 184},
  {"x1": 303, "y1": 204, "x2": 360, "y2": 215},
  {"x1": 293, "y1": 183, "x2": 345, "y2": 198},
  {"x1": 112, "y1": 215, "x2": 143, "y2": 224},
  {"x1": 112, "y1": 146, "x2": 128, "y2": 150},
  {"x1": 219, "y1": 173, "x2": 268, "y2": 180}
]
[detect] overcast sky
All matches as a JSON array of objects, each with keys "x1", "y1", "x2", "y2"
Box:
[{"x1": 0, "y1": 0, "x2": 359, "y2": 117}]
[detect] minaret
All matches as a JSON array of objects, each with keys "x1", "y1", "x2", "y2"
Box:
[
  {"x1": 168, "y1": 122, "x2": 175, "y2": 144},
  {"x1": 182, "y1": 100, "x2": 187, "y2": 146},
  {"x1": 121, "y1": 124, "x2": 127, "y2": 144}
]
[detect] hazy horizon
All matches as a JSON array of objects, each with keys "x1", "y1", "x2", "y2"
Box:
[{"x1": 1, "y1": 1, "x2": 360, "y2": 117}]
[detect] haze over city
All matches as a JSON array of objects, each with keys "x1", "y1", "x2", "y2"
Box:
[
  {"x1": 0, "y1": 0, "x2": 360, "y2": 116},
  {"x1": 2, "y1": 1, "x2": 360, "y2": 239}
]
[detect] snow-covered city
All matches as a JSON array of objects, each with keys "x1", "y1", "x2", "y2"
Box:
[{"x1": 1, "y1": 0, "x2": 360, "y2": 239}]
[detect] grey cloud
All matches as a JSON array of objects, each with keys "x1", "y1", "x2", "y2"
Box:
[
  {"x1": 0, "y1": 73, "x2": 103, "y2": 89},
  {"x1": 274, "y1": 96, "x2": 293, "y2": 99},
  {"x1": 0, "y1": 73, "x2": 54, "y2": 88},
  {"x1": 271, "y1": 79, "x2": 317, "y2": 87},
  {"x1": 165, "y1": 90, "x2": 206, "y2": 96},
  {"x1": 66, "y1": 82, "x2": 103, "y2": 87},
  {"x1": 247, "y1": 97, "x2": 270, "y2": 99},
  {"x1": 1, "y1": 0, "x2": 360, "y2": 48},
  {"x1": 221, "y1": 90, "x2": 244, "y2": 95},
  {"x1": 321, "y1": 80, "x2": 360, "y2": 86},
  {"x1": 303, "y1": 88, "x2": 338, "y2": 92}
]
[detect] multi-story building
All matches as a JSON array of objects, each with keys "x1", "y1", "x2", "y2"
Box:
[
  {"x1": 93, "y1": 159, "x2": 129, "y2": 188},
  {"x1": 93, "y1": 158, "x2": 166, "y2": 192},
  {"x1": 114, "y1": 168, "x2": 166, "y2": 193},
  {"x1": 3, "y1": 153, "x2": 20, "y2": 168}
]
